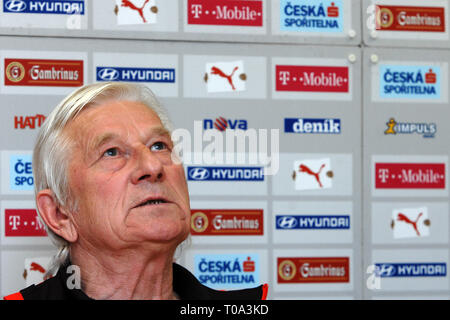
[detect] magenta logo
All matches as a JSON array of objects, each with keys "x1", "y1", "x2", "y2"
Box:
[
  {"x1": 276, "y1": 65, "x2": 349, "y2": 92},
  {"x1": 188, "y1": 0, "x2": 263, "y2": 26},
  {"x1": 375, "y1": 163, "x2": 446, "y2": 189}
]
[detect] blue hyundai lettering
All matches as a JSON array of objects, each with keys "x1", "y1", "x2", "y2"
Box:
[
  {"x1": 374, "y1": 263, "x2": 447, "y2": 277},
  {"x1": 276, "y1": 215, "x2": 350, "y2": 229},
  {"x1": 4, "y1": 0, "x2": 85, "y2": 14},
  {"x1": 187, "y1": 166, "x2": 264, "y2": 181},
  {"x1": 96, "y1": 66, "x2": 175, "y2": 83}
]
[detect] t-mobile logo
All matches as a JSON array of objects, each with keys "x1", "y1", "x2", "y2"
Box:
[
  {"x1": 191, "y1": 4, "x2": 202, "y2": 18},
  {"x1": 9, "y1": 215, "x2": 21, "y2": 230},
  {"x1": 279, "y1": 71, "x2": 290, "y2": 86},
  {"x1": 378, "y1": 168, "x2": 389, "y2": 183}
]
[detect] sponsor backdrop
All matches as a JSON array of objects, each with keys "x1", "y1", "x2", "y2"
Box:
[{"x1": 0, "y1": 0, "x2": 448, "y2": 300}]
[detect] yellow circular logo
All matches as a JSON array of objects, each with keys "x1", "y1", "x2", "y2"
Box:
[
  {"x1": 278, "y1": 260, "x2": 297, "y2": 281},
  {"x1": 6, "y1": 62, "x2": 25, "y2": 83},
  {"x1": 377, "y1": 8, "x2": 394, "y2": 29},
  {"x1": 191, "y1": 211, "x2": 208, "y2": 233}
]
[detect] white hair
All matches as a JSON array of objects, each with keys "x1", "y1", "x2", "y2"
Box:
[{"x1": 33, "y1": 82, "x2": 179, "y2": 276}]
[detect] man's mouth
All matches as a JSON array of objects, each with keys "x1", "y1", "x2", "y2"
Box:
[{"x1": 135, "y1": 198, "x2": 168, "y2": 208}]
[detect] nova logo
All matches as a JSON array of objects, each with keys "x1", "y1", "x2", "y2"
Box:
[
  {"x1": 374, "y1": 263, "x2": 447, "y2": 277},
  {"x1": 203, "y1": 117, "x2": 248, "y2": 131},
  {"x1": 276, "y1": 215, "x2": 350, "y2": 229},
  {"x1": 3, "y1": 0, "x2": 85, "y2": 14},
  {"x1": 96, "y1": 66, "x2": 175, "y2": 83},
  {"x1": 284, "y1": 118, "x2": 341, "y2": 134},
  {"x1": 187, "y1": 166, "x2": 264, "y2": 181}
]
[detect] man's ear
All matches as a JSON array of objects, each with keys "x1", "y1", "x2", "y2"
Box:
[{"x1": 36, "y1": 189, "x2": 78, "y2": 243}]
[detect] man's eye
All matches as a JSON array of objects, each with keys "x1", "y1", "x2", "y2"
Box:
[
  {"x1": 150, "y1": 142, "x2": 167, "y2": 151},
  {"x1": 103, "y1": 148, "x2": 119, "y2": 157}
]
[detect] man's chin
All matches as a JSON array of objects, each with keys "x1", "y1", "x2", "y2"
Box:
[
  {"x1": 125, "y1": 205, "x2": 189, "y2": 244},
  {"x1": 127, "y1": 220, "x2": 189, "y2": 244}
]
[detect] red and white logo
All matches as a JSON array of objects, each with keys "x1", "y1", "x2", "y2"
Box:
[
  {"x1": 376, "y1": 5, "x2": 445, "y2": 32},
  {"x1": 188, "y1": 0, "x2": 263, "y2": 27},
  {"x1": 191, "y1": 209, "x2": 263, "y2": 236},
  {"x1": 23, "y1": 257, "x2": 52, "y2": 287},
  {"x1": 276, "y1": 65, "x2": 349, "y2": 93},
  {"x1": 375, "y1": 163, "x2": 446, "y2": 189},
  {"x1": 391, "y1": 207, "x2": 430, "y2": 239},
  {"x1": 277, "y1": 257, "x2": 349, "y2": 283},
  {"x1": 14, "y1": 114, "x2": 46, "y2": 129},
  {"x1": 426, "y1": 69, "x2": 437, "y2": 84},
  {"x1": 327, "y1": 2, "x2": 339, "y2": 18},
  {"x1": 205, "y1": 60, "x2": 246, "y2": 93},
  {"x1": 292, "y1": 158, "x2": 334, "y2": 190},
  {"x1": 115, "y1": 0, "x2": 157, "y2": 25},
  {"x1": 5, "y1": 209, "x2": 47, "y2": 237},
  {"x1": 243, "y1": 256, "x2": 255, "y2": 272},
  {"x1": 4, "y1": 58, "x2": 84, "y2": 87}
]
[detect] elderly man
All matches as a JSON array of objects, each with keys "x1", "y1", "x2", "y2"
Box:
[{"x1": 4, "y1": 82, "x2": 268, "y2": 300}]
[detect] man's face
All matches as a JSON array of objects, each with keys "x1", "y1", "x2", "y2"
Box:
[{"x1": 63, "y1": 100, "x2": 190, "y2": 252}]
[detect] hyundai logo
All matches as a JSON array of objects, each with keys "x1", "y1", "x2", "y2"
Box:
[
  {"x1": 5, "y1": 0, "x2": 27, "y2": 12},
  {"x1": 276, "y1": 216, "x2": 298, "y2": 229},
  {"x1": 97, "y1": 68, "x2": 120, "y2": 81},
  {"x1": 375, "y1": 264, "x2": 396, "y2": 277},
  {"x1": 188, "y1": 167, "x2": 210, "y2": 181}
]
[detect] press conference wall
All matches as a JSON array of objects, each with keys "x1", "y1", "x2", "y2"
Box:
[{"x1": 0, "y1": 0, "x2": 449, "y2": 300}]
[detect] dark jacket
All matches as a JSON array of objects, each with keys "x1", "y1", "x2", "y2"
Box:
[{"x1": 3, "y1": 262, "x2": 268, "y2": 300}]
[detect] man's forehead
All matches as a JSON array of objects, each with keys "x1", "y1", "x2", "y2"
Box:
[
  {"x1": 93, "y1": 126, "x2": 170, "y2": 147},
  {"x1": 64, "y1": 100, "x2": 169, "y2": 148}
]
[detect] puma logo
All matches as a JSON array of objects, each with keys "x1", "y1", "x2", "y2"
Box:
[
  {"x1": 23, "y1": 262, "x2": 51, "y2": 281},
  {"x1": 299, "y1": 163, "x2": 326, "y2": 188},
  {"x1": 397, "y1": 212, "x2": 423, "y2": 236},
  {"x1": 121, "y1": 0, "x2": 149, "y2": 23},
  {"x1": 30, "y1": 262, "x2": 46, "y2": 274},
  {"x1": 210, "y1": 65, "x2": 239, "y2": 90}
]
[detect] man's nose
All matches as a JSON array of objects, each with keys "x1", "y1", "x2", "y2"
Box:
[{"x1": 131, "y1": 146, "x2": 164, "y2": 184}]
